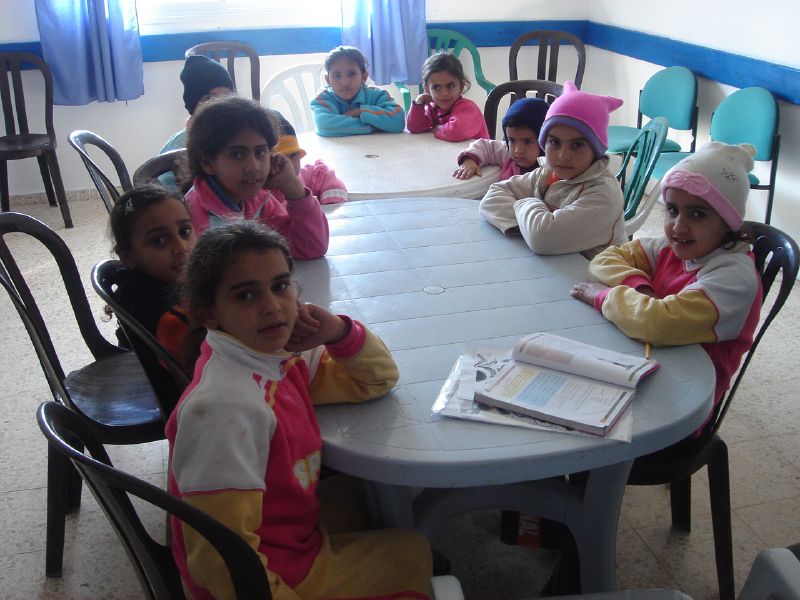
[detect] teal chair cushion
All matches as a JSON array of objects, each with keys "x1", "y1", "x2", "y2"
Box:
[
  {"x1": 608, "y1": 125, "x2": 681, "y2": 154},
  {"x1": 640, "y1": 66, "x2": 697, "y2": 130},
  {"x1": 710, "y1": 87, "x2": 777, "y2": 161}
]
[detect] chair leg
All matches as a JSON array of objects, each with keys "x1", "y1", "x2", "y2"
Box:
[
  {"x1": 45, "y1": 151, "x2": 73, "y2": 228},
  {"x1": 707, "y1": 440, "x2": 735, "y2": 600},
  {"x1": 37, "y1": 155, "x2": 57, "y2": 207},
  {"x1": 0, "y1": 160, "x2": 8, "y2": 213},
  {"x1": 669, "y1": 476, "x2": 692, "y2": 532},
  {"x1": 45, "y1": 443, "x2": 67, "y2": 577}
]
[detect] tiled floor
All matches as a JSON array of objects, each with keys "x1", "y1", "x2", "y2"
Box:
[{"x1": 1, "y1": 196, "x2": 799, "y2": 600}]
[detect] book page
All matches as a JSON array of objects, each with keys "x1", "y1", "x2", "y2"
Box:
[
  {"x1": 481, "y1": 362, "x2": 633, "y2": 434},
  {"x1": 512, "y1": 332, "x2": 658, "y2": 388}
]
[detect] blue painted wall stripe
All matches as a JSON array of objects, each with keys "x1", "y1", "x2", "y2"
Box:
[{"x1": 3, "y1": 20, "x2": 798, "y2": 105}]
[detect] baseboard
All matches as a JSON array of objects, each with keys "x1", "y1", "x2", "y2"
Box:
[{"x1": 8, "y1": 189, "x2": 100, "y2": 207}]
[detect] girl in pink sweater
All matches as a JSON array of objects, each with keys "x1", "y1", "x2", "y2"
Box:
[
  {"x1": 407, "y1": 53, "x2": 489, "y2": 141},
  {"x1": 183, "y1": 95, "x2": 329, "y2": 259}
]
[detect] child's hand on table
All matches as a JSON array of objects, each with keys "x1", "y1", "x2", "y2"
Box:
[
  {"x1": 453, "y1": 158, "x2": 481, "y2": 180},
  {"x1": 570, "y1": 281, "x2": 610, "y2": 305},
  {"x1": 285, "y1": 303, "x2": 349, "y2": 352},
  {"x1": 265, "y1": 153, "x2": 306, "y2": 201}
]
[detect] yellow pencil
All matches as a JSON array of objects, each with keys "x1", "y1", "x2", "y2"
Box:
[{"x1": 645, "y1": 342, "x2": 651, "y2": 360}]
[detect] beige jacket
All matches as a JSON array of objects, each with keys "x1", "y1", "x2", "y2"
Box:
[{"x1": 479, "y1": 156, "x2": 627, "y2": 257}]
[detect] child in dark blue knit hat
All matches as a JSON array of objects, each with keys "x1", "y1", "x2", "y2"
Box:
[{"x1": 454, "y1": 97, "x2": 549, "y2": 180}]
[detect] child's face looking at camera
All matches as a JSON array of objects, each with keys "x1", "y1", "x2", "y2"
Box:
[
  {"x1": 544, "y1": 125, "x2": 595, "y2": 180},
  {"x1": 202, "y1": 129, "x2": 270, "y2": 205},
  {"x1": 122, "y1": 198, "x2": 196, "y2": 284},
  {"x1": 664, "y1": 188, "x2": 730, "y2": 261},
  {"x1": 326, "y1": 58, "x2": 367, "y2": 103},
  {"x1": 201, "y1": 249, "x2": 298, "y2": 353},
  {"x1": 425, "y1": 72, "x2": 464, "y2": 112},
  {"x1": 505, "y1": 125, "x2": 541, "y2": 170}
]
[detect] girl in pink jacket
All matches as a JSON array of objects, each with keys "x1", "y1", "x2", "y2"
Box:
[
  {"x1": 407, "y1": 53, "x2": 489, "y2": 141},
  {"x1": 183, "y1": 96, "x2": 329, "y2": 260}
]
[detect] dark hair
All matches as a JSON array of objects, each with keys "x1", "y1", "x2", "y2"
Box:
[
  {"x1": 109, "y1": 185, "x2": 184, "y2": 257},
  {"x1": 180, "y1": 220, "x2": 293, "y2": 367},
  {"x1": 185, "y1": 95, "x2": 280, "y2": 182},
  {"x1": 421, "y1": 52, "x2": 471, "y2": 92},
  {"x1": 324, "y1": 46, "x2": 368, "y2": 74}
]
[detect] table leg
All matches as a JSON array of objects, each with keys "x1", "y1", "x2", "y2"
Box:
[
  {"x1": 412, "y1": 459, "x2": 634, "y2": 593},
  {"x1": 363, "y1": 481, "x2": 416, "y2": 529}
]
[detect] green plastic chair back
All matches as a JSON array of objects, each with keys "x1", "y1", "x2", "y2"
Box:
[
  {"x1": 710, "y1": 87, "x2": 778, "y2": 161},
  {"x1": 640, "y1": 66, "x2": 697, "y2": 131},
  {"x1": 617, "y1": 117, "x2": 669, "y2": 221},
  {"x1": 396, "y1": 29, "x2": 496, "y2": 112}
]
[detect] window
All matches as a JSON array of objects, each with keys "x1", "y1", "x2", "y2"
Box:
[{"x1": 137, "y1": 0, "x2": 340, "y2": 35}]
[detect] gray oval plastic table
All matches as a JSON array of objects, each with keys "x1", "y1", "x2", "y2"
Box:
[
  {"x1": 298, "y1": 131, "x2": 501, "y2": 200},
  {"x1": 294, "y1": 197, "x2": 714, "y2": 593}
]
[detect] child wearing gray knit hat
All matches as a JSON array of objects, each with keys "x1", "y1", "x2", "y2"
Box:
[{"x1": 573, "y1": 141, "x2": 762, "y2": 434}]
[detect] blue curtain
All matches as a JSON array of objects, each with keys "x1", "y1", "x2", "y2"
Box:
[
  {"x1": 34, "y1": 0, "x2": 144, "y2": 105},
  {"x1": 341, "y1": 0, "x2": 427, "y2": 85}
]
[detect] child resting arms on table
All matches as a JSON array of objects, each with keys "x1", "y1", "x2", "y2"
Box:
[
  {"x1": 108, "y1": 185, "x2": 195, "y2": 363},
  {"x1": 479, "y1": 81, "x2": 627, "y2": 258},
  {"x1": 183, "y1": 95, "x2": 329, "y2": 259},
  {"x1": 407, "y1": 52, "x2": 489, "y2": 141},
  {"x1": 453, "y1": 97, "x2": 548, "y2": 180},
  {"x1": 166, "y1": 220, "x2": 433, "y2": 600},
  {"x1": 571, "y1": 142, "x2": 762, "y2": 431},
  {"x1": 310, "y1": 45, "x2": 405, "y2": 137}
]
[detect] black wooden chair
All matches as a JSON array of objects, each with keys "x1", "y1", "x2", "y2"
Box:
[
  {"x1": 133, "y1": 149, "x2": 186, "y2": 189},
  {"x1": 0, "y1": 212, "x2": 165, "y2": 577},
  {"x1": 185, "y1": 41, "x2": 261, "y2": 102},
  {"x1": 627, "y1": 221, "x2": 800, "y2": 600},
  {"x1": 68, "y1": 130, "x2": 133, "y2": 213},
  {"x1": 508, "y1": 30, "x2": 587, "y2": 89},
  {"x1": 37, "y1": 401, "x2": 272, "y2": 600},
  {"x1": 92, "y1": 259, "x2": 189, "y2": 419},
  {"x1": 0, "y1": 52, "x2": 72, "y2": 227},
  {"x1": 483, "y1": 79, "x2": 563, "y2": 140}
]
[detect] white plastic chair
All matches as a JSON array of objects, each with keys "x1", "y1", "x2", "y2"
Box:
[{"x1": 260, "y1": 63, "x2": 323, "y2": 134}]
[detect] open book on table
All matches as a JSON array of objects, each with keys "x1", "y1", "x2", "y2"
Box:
[{"x1": 475, "y1": 332, "x2": 659, "y2": 436}]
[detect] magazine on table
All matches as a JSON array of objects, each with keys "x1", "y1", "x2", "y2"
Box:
[{"x1": 474, "y1": 333, "x2": 659, "y2": 436}]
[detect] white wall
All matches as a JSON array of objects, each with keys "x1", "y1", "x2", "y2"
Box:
[{"x1": 4, "y1": 0, "x2": 799, "y2": 241}]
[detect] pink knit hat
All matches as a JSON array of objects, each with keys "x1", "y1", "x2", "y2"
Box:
[{"x1": 538, "y1": 81, "x2": 624, "y2": 157}]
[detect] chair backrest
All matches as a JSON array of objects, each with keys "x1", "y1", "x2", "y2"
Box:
[
  {"x1": 711, "y1": 87, "x2": 779, "y2": 161},
  {"x1": 483, "y1": 79, "x2": 564, "y2": 140},
  {"x1": 185, "y1": 41, "x2": 261, "y2": 101},
  {"x1": 508, "y1": 30, "x2": 587, "y2": 89},
  {"x1": 617, "y1": 117, "x2": 669, "y2": 220},
  {"x1": 0, "y1": 212, "x2": 119, "y2": 401},
  {"x1": 639, "y1": 66, "x2": 698, "y2": 136},
  {"x1": 133, "y1": 149, "x2": 187, "y2": 189},
  {"x1": 711, "y1": 221, "x2": 799, "y2": 435},
  {"x1": 91, "y1": 259, "x2": 189, "y2": 418},
  {"x1": 426, "y1": 29, "x2": 496, "y2": 95},
  {"x1": 260, "y1": 63, "x2": 323, "y2": 134},
  {"x1": 37, "y1": 401, "x2": 273, "y2": 600},
  {"x1": 0, "y1": 52, "x2": 55, "y2": 139},
  {"x1": 68, "y1": 130, "x2": 133, "y2": 213}
]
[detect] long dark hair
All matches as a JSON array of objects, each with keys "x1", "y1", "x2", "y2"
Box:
[
  {"x1": 182, "y1": 95, "x2": 280, "y2": 186},
  {"x1": 180, "y1": 220, "x2": 293, "y2": 368}
]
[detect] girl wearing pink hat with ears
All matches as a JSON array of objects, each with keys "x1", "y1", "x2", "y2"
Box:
[
  {"x1": 572, "y1": 142, "x2": 762, "y2": 433},
  {"x1": 480, "y1": 81, "x2": 627, "y2": 258}
]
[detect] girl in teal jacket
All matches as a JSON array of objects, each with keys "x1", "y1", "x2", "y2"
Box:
[{"x1": 310, "y1": 46, "x2": 405, "y2": 137}]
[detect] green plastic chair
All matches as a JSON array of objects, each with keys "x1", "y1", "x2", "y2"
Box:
[
  {"x1": 649, "y1": 86, "x2": 781, "y2": 223},
  {"x1": 396, "y1": 28, "x2": 496, "y2": 112},
  {"x1": 607, "y1": 66, "x2": 698, "y2": 156},
  {"x1": 615, "y1": 117, "x2": 669, "y2": 236}
]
